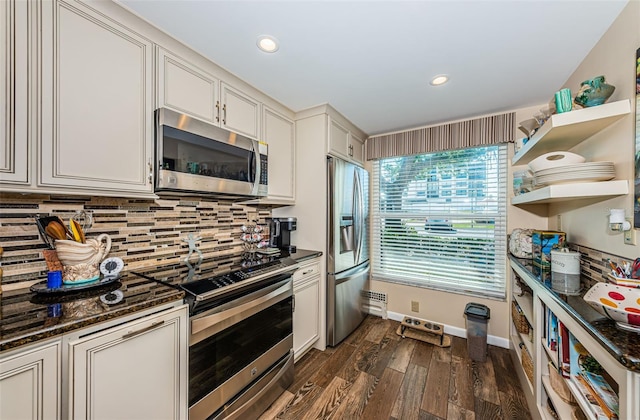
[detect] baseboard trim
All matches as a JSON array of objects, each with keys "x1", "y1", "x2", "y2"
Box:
[{"x1": 387, "y1": 310, "x2": 509, "y2": 349}]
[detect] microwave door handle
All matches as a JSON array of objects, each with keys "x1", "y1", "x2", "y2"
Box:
[{"x1": 248, "y1": 149, "x2": 256, "y2": 182}]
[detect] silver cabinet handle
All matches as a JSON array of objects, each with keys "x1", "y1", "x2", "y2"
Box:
[
  {"x1": 302, "y1": 270, "x2": 313, "y2": 275},
  {"x1": 215, "y1": 101, "x2": 220, "y2": 122},
  {"x1": 147, "y1": 160, "x2": 153, "y2": 184},
  {"x1": 122, "y1": 320, "x2": 164, "y2": 340},
  {"x1": 222, "y1": 103, "x2": 227, "y2": 125}
]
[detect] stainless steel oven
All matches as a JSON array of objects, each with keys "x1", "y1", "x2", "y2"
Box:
[
  {"x1": 133, "y1": 255, "x2": 298, "y2": 420},
  {"x1": 188, "y1": 273, "x2": 294, "y2": 420}
]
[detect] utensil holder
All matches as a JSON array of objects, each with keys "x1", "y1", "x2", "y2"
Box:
[{"x1": 55, "y1": 234, "x2": 111, "y2": 282}]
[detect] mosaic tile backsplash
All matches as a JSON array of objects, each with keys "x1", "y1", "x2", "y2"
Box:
[
  {"x1": 0, "y1": 193, "x2": 271, "y2": 291},
  {"x1": 567, "y1": 243, "x2": 633, "y2": 289}
]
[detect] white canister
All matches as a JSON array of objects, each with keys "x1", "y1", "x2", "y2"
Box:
[{"x1": 550, "y1": 249, "x2": 581, "y2": 295}]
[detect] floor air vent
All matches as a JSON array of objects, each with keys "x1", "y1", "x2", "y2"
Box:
[{"x1": 361, "y1": 290, "x2": 388, "y2": 319}]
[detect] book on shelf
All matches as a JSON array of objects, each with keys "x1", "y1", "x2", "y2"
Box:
[
  {"x1": 559, "y1": 321, "x2": 571, "y2": 378},
  {"x1": 548, "y1": 310, "x2": 558, "y2": 351},
  {"x1": 582, "y1": 371, "x2": 619, "y2": 418},
  {"x1": 568, "y1": 331, "x2": 619, "y2": 419},
  {"x1": 571, "y1": 375, "x2": 611, "y2": 420}
]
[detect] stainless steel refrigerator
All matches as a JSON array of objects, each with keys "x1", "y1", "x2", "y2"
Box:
[{"x1": 326, "y1": 156, "x2": 369, "y2": 346}]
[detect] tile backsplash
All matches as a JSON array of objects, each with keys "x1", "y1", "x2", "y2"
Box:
[
  {"x1": 568, "y1": 243, "x2": 632, "y2": 289},
  {"x1": 0, "y1": 193, "x2": 271, "y2": 290}
]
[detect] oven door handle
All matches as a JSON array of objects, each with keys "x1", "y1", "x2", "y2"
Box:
[{"x1": 190, "y1": 279, "x2": 292, "y2": 341}]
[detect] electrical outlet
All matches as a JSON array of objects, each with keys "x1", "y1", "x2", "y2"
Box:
[
  {"x1": 624, "y1": 219, "x2": 636, "y2": 245},
  {"x1": 411, "y1": 300, "x2": 419, "y2": 312},
  {"x1": 557, "y1": 215, "x2": 562, "y2": 231}
]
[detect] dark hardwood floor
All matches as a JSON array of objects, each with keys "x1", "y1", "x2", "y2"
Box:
[{"x1": 260, "y1": 315, "x2": 532, "y2": 420}]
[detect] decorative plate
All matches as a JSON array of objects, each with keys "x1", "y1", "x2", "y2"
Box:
[{"x1": 30, "y1": 275, "x2": 120, "y2": 294}]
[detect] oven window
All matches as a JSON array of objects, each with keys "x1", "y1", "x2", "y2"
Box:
[
  {"x1": 188, "y1": 296, "x2": 292, "y2": 406},
  {"x1": 161, "y1": 126, "x2": 253, "y2": 181}
]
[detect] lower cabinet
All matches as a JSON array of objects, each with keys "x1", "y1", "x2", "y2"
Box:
[
  {"x1": 0, "y1": 339, "x2": 61, "y2": 419},
  {"x1": 0, "y1": 302, "x2": 188, "y2": 420},
  {"x1": 67, "y1": 304, "x2": 188, "y2": 419},
  {"x1": 293, "y1": 258, "x2": 320, "y2": 361}
]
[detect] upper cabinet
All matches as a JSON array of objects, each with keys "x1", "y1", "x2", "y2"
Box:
[
  {"x1": 220, "y1": 82, "x2": 260, "y2": 139},
  {"x1": 327, "y1": 115, "x2": 366, "y2": 166},
  {"x1": 0, "y1": 0, "x2": 29, "y2": 184},
  {"x1": 39, "y1": 0, "x2": 155, "y2": 196},
  {"x1": 262, "y1": 106, "x2": 296, "y2": 203},
  {"x1": 157, "y1": 48, "x2": 261, "y2": 140},
  {"x1": 1, "y1": 0, "x2": 156, "y2": 198},
  {"x1": 511, "y1": 100, "x2": 631, "y2": 205},
  {"x1": 157, "y1": 48, "x2": 219, "y2": 125}
]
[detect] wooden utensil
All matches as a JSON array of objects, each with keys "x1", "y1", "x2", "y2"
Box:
[{"x1": 45, "y1": 223, "x2": 67, "y2": 240}]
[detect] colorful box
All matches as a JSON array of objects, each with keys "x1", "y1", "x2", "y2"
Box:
[{"x1": 532, "y1": 230, "x2": 566, "y2": 269}]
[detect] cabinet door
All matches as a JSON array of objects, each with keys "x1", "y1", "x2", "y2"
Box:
[
  {"x1": 0, "y1": 340, "x2": 61, "y2": 420},
  {"x1": 293, "y1": 277, "x2": 320, "y2": 361},
  {"x1": 220, "y1": 82, "x2": 260, "y2": 139},
  {"x1": 350, "y1": 132, "x2": 365, "y2": 166},
  {"x1": 39, "y1": 0, "x2": 154, "y2": 195},
  {"x1": 68, "y1": 305, "x2": 188, "y2": 420},
  {"x1": 328, "y1": 118, "x2": 350, "y2": 161},
  {"x1": 262, "y1": 106, "x2": 295, "y2": 202},
  {"x1": 157, "y1": 48, "x2": 219, "y2": 125},
  {"x1": 0, "y1": 0, "x2": 29, "y2": 184}
]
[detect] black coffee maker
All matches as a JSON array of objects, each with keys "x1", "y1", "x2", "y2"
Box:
[{"x1": 267, "y1": 217, "x2": 297, "y2": 252}]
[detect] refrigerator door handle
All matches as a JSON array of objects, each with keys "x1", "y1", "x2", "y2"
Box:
[
  {"x1": 351, "y1": 170, "x2": 362, "y2": 264},
  {"x1": 353, "y1": 170, "x2": 362, "y2": 263}
]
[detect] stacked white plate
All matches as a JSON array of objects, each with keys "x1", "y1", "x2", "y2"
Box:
[{"x1": 533, "y1": 161, "x2": 615, "y2": 186}]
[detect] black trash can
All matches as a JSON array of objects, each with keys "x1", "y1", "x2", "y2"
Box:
[{"x1": 464, "y1": 302, "x2": 491, "y2": 362}]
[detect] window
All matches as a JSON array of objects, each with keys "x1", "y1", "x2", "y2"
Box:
[{"x1": 371, "y1": 145, "x2": 508, "y2": 299}]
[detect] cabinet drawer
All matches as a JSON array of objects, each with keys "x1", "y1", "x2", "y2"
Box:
[{"x1": 293, "y1": 261, "x2": 320, "y2": 283}]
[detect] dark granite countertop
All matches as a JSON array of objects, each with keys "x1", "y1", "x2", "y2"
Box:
[
  {"x1": 510, "y1": 256, "x2": 640, "y2": 371},
  {"x1": 1, "y1": 272, "x2": 184, "y2": 352},
  {"x1": 284, "y1": 249, "x2": 323, "y2": 263}
]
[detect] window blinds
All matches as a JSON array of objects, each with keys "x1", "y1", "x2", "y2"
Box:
[{"x1": 371, "y1": 145, "x2": 508, "y2": 299}]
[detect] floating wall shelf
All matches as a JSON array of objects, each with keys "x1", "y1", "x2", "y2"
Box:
[{"x1": 512, "y1": 100, "x2": 631, "y2": 166}]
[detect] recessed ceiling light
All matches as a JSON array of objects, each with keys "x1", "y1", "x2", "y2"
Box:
[
  {"x1": 430, "y1": 75, "x2": 449, "y2": 86},
  {"x1": 257, "y1": 35, "x2": 279, "y2": 53}
]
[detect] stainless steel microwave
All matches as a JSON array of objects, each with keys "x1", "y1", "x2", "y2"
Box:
[{"x1": 155, "y1": 108, "x2": 268, "y2": 197}]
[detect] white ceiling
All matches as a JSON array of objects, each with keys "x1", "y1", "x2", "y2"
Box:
[{"x1": 118, "y1": 0, "x2": 629, "y2": 136}]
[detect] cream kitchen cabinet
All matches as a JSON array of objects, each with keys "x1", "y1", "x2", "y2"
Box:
[
  {"x1": 36, "y1": 0, "x2": 155, "y2": 197},
  {"x1": 0, "y1": 0, "x2": 29, "y2": 185},
  {"x1": 157, "y1": 47, "x2": 220, "y2": 125},
  {"x1": 67, "y1": 303, "x2": 188, "y2": 419},
  {"x1": 1, "y1": 302, "x2": 188, "y2": 419},
  {"x1": 328, "y1": 117, "x2": 365, "y2": 166},
  {"x1": 157, "y1": 48, "x2": 261, "y2": 140},
  {"x1": 292, "y1": 258, "x2": 320, "y2": 361},
  {"x1": 0, "y1": 338, "x2": 61, "y2": 420},
  {"x1": 261, "y1": 106, "x2": 296, "y2": 203},
  {"x1": 220, "y1": 82, "x2": 261, "y2": 139}
]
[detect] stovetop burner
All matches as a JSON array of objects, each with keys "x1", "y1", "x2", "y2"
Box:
[{"x1": 132, "y1": 251, "x2": 298, "y2": 305}]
